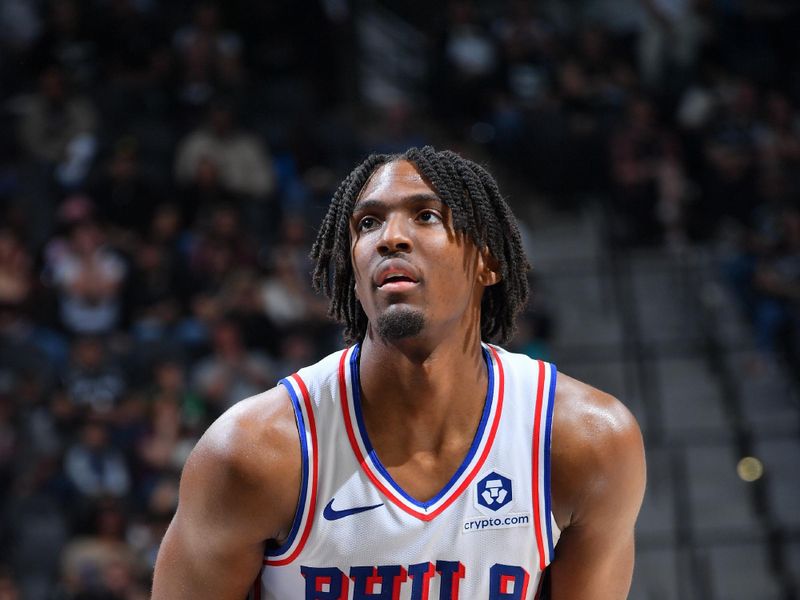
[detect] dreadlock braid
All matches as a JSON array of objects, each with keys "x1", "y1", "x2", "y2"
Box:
[{"x1": 310, "y1": 146, "x2": 529, "y2": 345}]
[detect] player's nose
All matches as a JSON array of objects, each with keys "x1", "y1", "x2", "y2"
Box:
[{"x1": 376, "y1": 214, "x2": 412, "y2": 255}]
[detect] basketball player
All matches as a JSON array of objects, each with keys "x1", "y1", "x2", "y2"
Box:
[{"x1": 152, "y1": 147, "x2": 646, "y2": 599}]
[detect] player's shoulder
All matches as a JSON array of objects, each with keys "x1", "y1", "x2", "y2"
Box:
[
  {"x1": 198, "y1": 345, "x2": 348, "y2": 453},
  {"x1": 487, "y1": 346, "x2": 639, "y2": 450},
  {"x1": 550, "y1": 372, "x2": 645, "y2": 527},
  {"x1": 188, "y1": 384, "x2": 298, "y2": 491},
  {"x1": 171, "y1": 384, "x2": 302, "y2": 546},
  {"x1": 553, "y1": 372, "x2": 641, "y2": 450}
]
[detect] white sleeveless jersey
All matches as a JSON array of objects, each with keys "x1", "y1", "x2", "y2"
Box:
[{"x1": 252, "y1": 343, "x2": 560, "y2": 600}]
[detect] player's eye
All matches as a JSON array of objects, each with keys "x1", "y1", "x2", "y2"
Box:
[
  {"x1": 417, "y1": 210, "x2": 442, "y2": 224},
  {"x1": 357, "y1": 216, "x2": 379, "y2": 231}
]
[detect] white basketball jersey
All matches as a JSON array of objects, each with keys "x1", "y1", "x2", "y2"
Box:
[{"x1": 252, "y1": 343, "x2": 560, "y2": 600}]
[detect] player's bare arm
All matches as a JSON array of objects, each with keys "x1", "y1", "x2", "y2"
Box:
[
  {"x1": 151, "y1": 386, "x2": 300, "y2": 600},
  {"x1": 549, "y1": 374, "x2": 646, "y2": 599}
]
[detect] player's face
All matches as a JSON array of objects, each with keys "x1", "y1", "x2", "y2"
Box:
[{"x1": 350, "y1": 160, "x2": 494, "y2": 341}]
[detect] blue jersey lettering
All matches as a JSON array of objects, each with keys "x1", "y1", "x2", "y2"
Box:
[
  {"x1": 302, "y1": 560, "x2": 532, "y2": 599},
  {"x1": 435, "y1": 560, "x2": 465, "y2": 600},
  {"x1": 489, "y1": 564, "x2": 530, "y2": 599},
  {"x1": 349, "y1": 565, "x2": 406, "y2": 599},
  {"x1": 408, "y1": 562, "x2": 435, "y2": 600},
  {"x1": 301, "y1": 566, "x2": 349, "y2": 599}
]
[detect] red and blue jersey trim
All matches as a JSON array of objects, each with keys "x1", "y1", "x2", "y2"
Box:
[
  {"x1": 340, "y1": 343, "x2": 505, "y2": 521},
  {"x1": 264, "y1": 373, "x2": 318, "y2": 566},
  {"x1": 532, "y1": 360, "x2": 557, "y2": 569}
]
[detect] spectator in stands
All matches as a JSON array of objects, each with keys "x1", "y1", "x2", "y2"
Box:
[
  {"x1": 90, "y1": 137, "x2": 157, "y2": 239},
  {"x1": 145, "y1": 203, "x2": 192, "y2": 301},
  {"x1": 63, "y1": 336, "x2": 126, "y2": 416},
  {"x1": 433, "y1": 0, "x2": 501, "y2": 129},
  {"x1": 16, "y1": 64, "x2": 97, "y2": 188},
  {"x1": 126, "y1": 240, "x2": 181, "y2": 343},
  {"x1": 137, "y1": 393, "x2": 195, "y2": 489},
  {"x1": 148, "y1": 203, "x2": 186, "y2": 252},
  {"x1": 15, "y1": 368, "x2": 61, "y2": 460},
  {"x1": 257, "y1": 214, "x2": 327, "y2": 332},
  {"x1": 638, "y1": 0, "x2": 708, "y2": 90},
  {"x1": 4, "y1": 454, "x2": 69, "y2": 599},
  {"x1": 175, "y1": 155, "x2": 238, "y2": 228},
  {"x1": 44, "y1": 218, "x2": 128, "y2": 335},
  {"x1": 174, "y1": 100, "x2": 274, "y2": 199},
  {"x1": 0, "y1": 228, "x2": 32, "y2": 310},
  {"x1": 215, "y1": 268, "x2": 280, "y2": 357},
  {"x1": 191, "y1": 316, "x2": 273, "y2": 412},
  {"x1": 108, "y1": 388, "x2": 147, "y2": 455},
  {"x1": 124, "y1": 206, "x2": 208, "y2": 353},
  {"x1": 260, "y1": 252, "x2": 325, "y2": 331},
  {"x1": 173, "y1": 2, "x2": 242, "y2": 65},
  {"x1": 755, "y1": 91, "x2": 800, "y2": 187},
  {"x1": 0, "y1": 0, "x2": 41, "y2": 66},
  {"x1": 60, "y1": 499, "x2": 145, "y2": 598},
  {"x1": 273, "y1": 330, "x2": 315, "y2": 378},
  {"x1": 149, "y1": 358, "x2": 206, "y2": 433},
  {"x1": 188, "y1": 203, "x2": 257, "y2": 288},
  {"x1": 64, "y1": 419, "x2": 131, "y2": 501},
  {"x1": 173, "y1": 0, "x2": 246, "y2": 108},
  {"x1": 29, "y1": 0, "x2": 96, "y2": 85},
  {"x1": 610, "y1": 95, "x2": 687, "y2": 246},
  {"x1": 751, "y1": 206, "x2": 800, "y2": 368}
]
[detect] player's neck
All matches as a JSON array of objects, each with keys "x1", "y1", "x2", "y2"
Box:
[{"x1": 357, "y1": 323, "x2": 488, "y2": 426}]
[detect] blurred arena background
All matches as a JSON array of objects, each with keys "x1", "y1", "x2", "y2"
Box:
[{"x1": 0, "y1": 0, "x2": 799, "y2": 598}]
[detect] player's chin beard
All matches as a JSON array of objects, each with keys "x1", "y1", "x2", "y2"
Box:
[{"x1": 375, "y1": 307, "x2": 425, "y2": 341}]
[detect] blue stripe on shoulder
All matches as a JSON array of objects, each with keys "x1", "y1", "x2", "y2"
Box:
[{"x1": 265, "y1": 378, "x2": 309, "y2": 557}]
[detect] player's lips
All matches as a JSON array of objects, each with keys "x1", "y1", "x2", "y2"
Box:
[{"x1": 374, "y1": 260, "x2": 420, "y2": 291}]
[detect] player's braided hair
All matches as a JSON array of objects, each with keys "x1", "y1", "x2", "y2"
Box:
[{"x1": 310, "y1": 146, "x2": 529, "y2": 344}]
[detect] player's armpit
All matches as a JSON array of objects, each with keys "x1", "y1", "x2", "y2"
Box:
[
  {"x1": 151, "y1": 385, "x2": 300, "y2": 600},
  {"x1": 548, "y1": 377, "x2": 646, "y2": 600}
]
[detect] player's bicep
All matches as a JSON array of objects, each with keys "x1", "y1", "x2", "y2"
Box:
[
  {"x1": 549, "y1": 389, "x2": 646, "y2": 599},
  {"x1": 152, "y1": 506, "x2": 264, "y2": 600},
  {"x1": 151, "y1": 442, "x2": 267, "y2": 600},
  {"x1": 548, "y1": 515, "x2": 636, "y2": 599},
  {"x1": 152, "y1": 387, "x2": 300, "y2": 600}
]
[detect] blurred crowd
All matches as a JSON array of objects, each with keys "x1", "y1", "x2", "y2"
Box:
[
  {"x1": 422, "y1": 0, "x2": 800, "y2": 368},
  {"x1": 0, "y1": 0, "x2": 798, "y2": 598}
]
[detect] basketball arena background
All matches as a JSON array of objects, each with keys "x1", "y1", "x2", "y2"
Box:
[{"x1": 0, "y1": 0, "x2": 798, "y2": 598}]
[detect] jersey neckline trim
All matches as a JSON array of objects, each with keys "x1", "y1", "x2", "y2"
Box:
[{"x1": 339, "y1": 343, "x2": 505, "y2": 521}]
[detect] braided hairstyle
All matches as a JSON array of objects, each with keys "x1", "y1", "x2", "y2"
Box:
[{"x1": 310, "y1": 146, "x2": 529, "y2": 345}]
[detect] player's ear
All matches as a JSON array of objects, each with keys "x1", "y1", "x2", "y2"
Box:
[{"x1": 477, "y1": 248, "x2": 502, "y2": 287}]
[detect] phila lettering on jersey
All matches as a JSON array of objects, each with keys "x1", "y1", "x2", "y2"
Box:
[{"x1": 251, "y1": 343, "x2": 560, "y2": 600}]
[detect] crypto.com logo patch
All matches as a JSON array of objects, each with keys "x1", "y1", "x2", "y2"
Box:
[{"x1": 475, "y1": 470, "x2": 513, "y2": 514}]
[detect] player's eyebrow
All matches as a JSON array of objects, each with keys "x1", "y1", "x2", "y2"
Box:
[{"x1": 352, "y1": 193, "x2": 443, "y2": 214}]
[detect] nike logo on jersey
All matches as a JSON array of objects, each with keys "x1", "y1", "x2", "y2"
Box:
[{"x1": 323, "y1": 498, "x2": 384, "y2": 521}]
